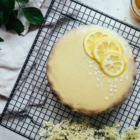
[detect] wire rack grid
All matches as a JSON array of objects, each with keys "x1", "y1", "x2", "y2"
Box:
[{"x1": 0, "y1": 0, "x2": 140, "y2": 139}]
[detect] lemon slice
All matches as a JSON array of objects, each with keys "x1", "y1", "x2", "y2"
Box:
[
  {"x1": 100, "y1": 51, "x2": 126, "y2": 77},
  {"x1": 93, "y1": 37, "x2": 123, "y2": 62},
  {"x1": 83, "y1": 29, "x2": 112, "y2": 58}
]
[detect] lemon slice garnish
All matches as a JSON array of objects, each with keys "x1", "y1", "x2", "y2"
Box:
[
  {"x1": 100, "y1": 51, "x2": 126, "y2": 77},
  {"x1": 93, "y1": 37, "x2": 123, "y2": 62},
  {"x1": 83, "y1": 29, "x2": 112, "y2": 58}
]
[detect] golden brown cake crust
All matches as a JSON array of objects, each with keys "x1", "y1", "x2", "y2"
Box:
[{"x1": 46, "y1": 25, "x2": 137, "y2": 115}]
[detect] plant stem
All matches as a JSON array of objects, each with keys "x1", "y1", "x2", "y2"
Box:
[{"x1": 18, "y1": 2, "x2": 22, "y2": 9}]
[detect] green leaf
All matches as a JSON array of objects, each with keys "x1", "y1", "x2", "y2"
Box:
[
  {"x1": 4, "y1": 10, "x2": 18, "y2": 26},
  {"x1": 0, "y1": 11, "x2": 3, "y2": 27},
  {"x1": 4, "y1": 16, "x2": 10, "y2": 24},
  {"x1": 0, "y1": 37, "x2": 4, "y2": 42},
  {"x1": 14, "y1": 18, "x2": 24, "y2": 35},
  {"x1": 16, "y1": 0, "x2": 29, "y2": 4},
  {"x1": 14, "y1": 10, "x2": 18, "y2": 17},
  {"x1": 0, "y1": 5, "x2": 2, "y2": 12},
  {"x1": 0, "y1": 2, "x2": 3, "y2": 12},
  {"x1": 22, "y1": 7, "x2": 44, "y2": 25},
  {"x1": 5, "y1": 12, "x2": 24, "y2": 35},
  {"x1": 0, "y1": 0, "x2": 15, "y2": 15},
  {"x1": 0, "y1": 0, "x2": 15, "y2": 24},
  {"x1": 5, "y1": 12, "x2": 15, "y2": 30}
]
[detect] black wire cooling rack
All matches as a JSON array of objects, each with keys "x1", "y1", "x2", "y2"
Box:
[{"x1": 1, "y1": 0, "x2": 140, "y2": 139}]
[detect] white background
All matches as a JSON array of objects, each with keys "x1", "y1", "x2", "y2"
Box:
[{"x1": 0, "y1": 0, "x2": 140, "y2": 139}]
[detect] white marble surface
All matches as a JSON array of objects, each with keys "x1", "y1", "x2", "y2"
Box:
[
  {"x1": 0, "y1": 0, "x2": 140, "y2": 140},
  {"x1": 85, "y1": 0, "x2": 140, "y2": 28}
]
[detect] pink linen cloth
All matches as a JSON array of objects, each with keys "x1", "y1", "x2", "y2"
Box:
[{"x1": 0, "y1": 0, "x2": 78, "y2": 114}]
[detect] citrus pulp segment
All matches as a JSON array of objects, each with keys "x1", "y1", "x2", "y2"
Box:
[
  {"x1": 83, "y1": 29, "x2": 112, "y2": 58},
  {"x1": 100, "y1": 51, "x2": 126, "y2": 77},
  {"x1": 93, "y1": 37, "x2": 123, "y2": 62}
]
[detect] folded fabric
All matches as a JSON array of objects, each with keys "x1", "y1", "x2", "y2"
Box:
[{"x1": 0, "y1": 0, "x2": 79, "y2": 114}]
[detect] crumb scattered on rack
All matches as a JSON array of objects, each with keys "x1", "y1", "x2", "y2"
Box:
[
  {"x1": 56, "y1": 103, "x2": 60, "y2": 107},
  {"x1": 61, "y1": 29, "x2": 64, "y2": 33},
  {"x1": 124, "y1": 17, "x2": 127, "y2": 21},
  {"x1": 117, "y1": 8, "x2": 119, "y2": 10},
  {"x1": 132, "y1": 32, "x2": 135, "y2": 36}
]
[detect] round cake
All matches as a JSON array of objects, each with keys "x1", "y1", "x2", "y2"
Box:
[{"x1": 47, "y1": 25, "x2": 137, "y2": 115}]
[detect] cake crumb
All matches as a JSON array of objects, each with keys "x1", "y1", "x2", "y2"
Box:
[
  {"x1": 110, "y1": 94, "x2": 113, "y2": 97},
  {"x1": 88, "y1": 72, "x2": 92, "y2": 75},
  {"x1": 114, "y1": 78, "x2": 118, "y2": 82},
  {"x1": 114, "y1": 89, "x2": 117, "y2": 92},
  {"x1": 89, "y1": 61, "x2": 94, "y2": 64},
  {"x1": 97, "y1": 78, "x2": 100, "y2": 81},
  {"x1": 126, "y1": 76, "x2": 129, "y2": 79},
  {"x1": 124, "y1": 17, "x2": 127, "y2": 21},
  {"x1": 98, "y1": 71, "x2": 101, "y2": 73},
  {"x1": 120, "y1": 79, "x2": 123, "y2": 81},
  {"x1": 110, "y1": 88, "x2": 113, "y2": 92},
  {"x1": 82, "y1": 66, "x2": 84, "y2": 68},
  {"x1": 94, "y1": 67, "x2": 97, "y2": 70},
  {"x1": 95, "y1": 72, "x2": 97, "y2": 75},
  {"x1": 121, "y1": 75, "x2": 123, "y2": 78},
  {"x1": 110, "y1": 84, "x2": 113, "y2": 88},
  {"x1": 82, "y1": 56, "x2": 85, "y2": 58},
  {"x1": 117, "y1": 8, "x2": 119, "y2": 10},
  {"x1": 132, "y1": 32, "x2": 135, "y2": 36},
  {"x1": 114, "y1": 85, "x2": 116, "y2": 88},
  {"x1": 105, "y1": 96, "x2": 108, "y2": 100},
  {"x1": 108, "y1": 80, "x2": 110, "y2": 83},
  {"x1": 56, "y1": 103, "x2": 60, "y2": 107},
  {"x1": 89, "y1": 65, "x2": 92, "y2": 68},
  {"x1": 96, "y1": 84, "x2": 99, "y2": 87},
  {"x1": 102, "y1": 74, "x2": 105, "y2": 77},
  {"x1": 100, "y1": 83, "x2": 103, "y2": 87}
]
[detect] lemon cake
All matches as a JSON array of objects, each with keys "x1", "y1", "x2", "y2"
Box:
[{"x1": 47, "y1": 25, "x2": 137, "y2": 115}]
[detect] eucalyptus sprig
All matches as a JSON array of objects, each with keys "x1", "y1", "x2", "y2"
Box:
[{"x1": 0, "y1": 0, "x2": 44, "y2": 42}]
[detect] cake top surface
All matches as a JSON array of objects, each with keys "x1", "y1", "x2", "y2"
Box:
[{"x1": 47, "y1": 25, "x2": 137, "y2": 114}]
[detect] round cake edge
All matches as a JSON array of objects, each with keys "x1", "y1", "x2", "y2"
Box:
[{"x1": 46, "y1": 24, "x2": 137, "y2": 115}]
